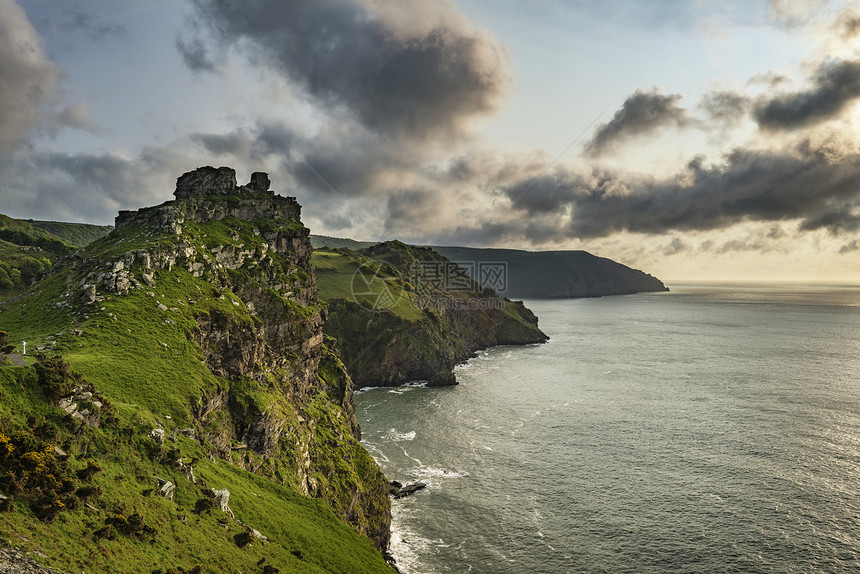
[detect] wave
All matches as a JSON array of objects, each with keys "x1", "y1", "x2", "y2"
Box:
[{"x1": 383, "y1": 428, "x2": 417, "y2": 442}]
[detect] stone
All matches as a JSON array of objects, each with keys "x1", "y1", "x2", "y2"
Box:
[
  {"x1": 159, "y1": 480, "x2": 175, "y2": 501},
  {"x1": 174, "y1": 166, "x2": 237, "y2": 199},
  {"x1": 212, "y1": 488, "x2": 235, "y2": 519},
  {"x1": 149, "y1": 428, "x2": 165, "y2": 445},
  {"x1": 391, "y1": 481, "x2": 426, "y2": 499},
  {"x1": 428, "y1": 370, "x2": 457, "y2": 387},
  {"x1": 83, "y1": 284, "x2": 97, "y2": 304},
  {"x1": 179, "y1": 427, "x2": 195, "y2": 438},
  {"x1": 247, "y1": 172, "x2": 271, "y2": 193},
  {"x1": 142, "y1": 272, "x2": 156, "y2": 287}
]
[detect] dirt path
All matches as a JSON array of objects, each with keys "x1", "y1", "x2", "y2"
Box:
[{"x1": 6, "y1": 354, "x2": 25, "y2": 366}]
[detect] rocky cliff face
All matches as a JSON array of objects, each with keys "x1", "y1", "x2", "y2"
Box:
[
  {"x1": 50, "y1": 166, "x2": 390, "y2": 549},
  {"x1": 315, "y1": 241, "x2": 548, "y2": 389}
]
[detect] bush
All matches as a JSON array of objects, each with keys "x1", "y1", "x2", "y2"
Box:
[
  {"x1": 75, "y1": 484, "x2": 103, "y2": 501},
  {"x1": 77, "y1": 459, "x2": 102, "y2": 481},
  {"x1": 234, "y1": 531, "x2": 253, "y2": 548},
  {"x1": 194, "y1": 497, "x2": 213, "y2": 514},
  {"x1": 93, "y1": 524, "x2": 117, "y2": 540},
  {"x1": 33, "y1": 355, "x2": 84, "y2": 399}
]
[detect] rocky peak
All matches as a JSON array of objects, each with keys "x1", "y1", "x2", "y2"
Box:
[
  {"x1": 173, "y1": 166, "x2": 274, "y2": 199},
  {"x1": 115, "y1": 167, "x2": 298, "y2": 231}
]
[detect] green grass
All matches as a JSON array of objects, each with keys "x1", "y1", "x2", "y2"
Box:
[
  {"x1": 28, "y1": 221, "x2": 113, "y2": 247},
  {"x1": 0, "y1": 199, "x2": 395, "y2": 573},
  {"x1": 312, "y1": 251, "x2": 423, "y2": 321},
  {"x1": 0, "y1": 365, "x2": 391, "y2": 573}
]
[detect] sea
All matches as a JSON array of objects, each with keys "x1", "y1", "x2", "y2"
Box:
[{"x1": 354, "y1": 284, "x2": 860, "y2": 574}]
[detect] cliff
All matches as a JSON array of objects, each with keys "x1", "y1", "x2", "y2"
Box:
[
  {"x1": 431, "y1": 246, "x2": 669, "y2": 298},
  {"x1": 312, "y1": 241, "x2": 548, "y2": 389},
  {"x1": 0, "y1": 167, "x2": 394, "y2": 573},
  {"x1": 310, "y1": 236, "x2": 669, "y2": 299}
]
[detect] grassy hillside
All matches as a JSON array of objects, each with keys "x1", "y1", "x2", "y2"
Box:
[
  {"x1": 311, "y1": 242, "x2": 547, "y2": 388},
  {"x1": 28, "y1": 220, "x2": 113, "y2": 247},
  {"x1": 0, "y1": 215, "x2": 77, "y2": 300},
  {"x1": 310, "y1": 235, "x2": 668, "y2": 299},
  {"x1": 430, "y1": 246, "x2": 668, "y2": 298},
  {"x1": 0, "y1": 198, "x2": 395, "y2": 573},
  {"x1": 310, "y1": 235, "x2": 376, "y2": 251}
]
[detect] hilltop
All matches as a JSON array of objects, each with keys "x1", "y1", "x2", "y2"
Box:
[
  {"x1": 312, "y1": 241, "x2": 547, "y2": 388},
  {"x1": 0, "y1": 215, "x2": 112, "y2": 301},
  {"x1": 310, "y1": 236, "x2": 668, "y2": 299},
  {"x1": 0, "y1": 167, "x2": 395, "y2": 573}
]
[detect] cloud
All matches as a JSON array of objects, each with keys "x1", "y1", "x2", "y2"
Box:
[
  {"x1": 56, "y1": 101, "x2": 101, "y2": 133},
  {"x1": 176, "y1": 35, "x2": 216, "y2": 73},
  {"x1": 182, "y1": 0, "x2": 509, "y2": 143},
  {"x1": 61, "y1": 6, "x2": 127, "y2": 41},
  {"x1": 699, "y1": 91, "x2": 750, "y2": 127},
  {"x1": 468, "y1": 135, "x2": 860, "y2": 244},
  {"x1": 839, "y1": 239, "x2": 859, "y2": 253},
  {"x1": 769, "y1": 0, "x2": 838, "y2": 28},
  {"x1": 584, "y1": 89, "x2": 692, "y2": 156},
  {"x1": 836, "y1": 10, "x2": 860, "y2": 38},
  {"x1": 746, "y1": 71, "x2": 791, "y2": 88},
  {"x1": 753, "y1": 59, "x2": 860, "y2": 130},
  {"x1": 0, "y1": 0, "x2": 62, "y2": 152},
  {"x1": 0, "y1": 147, "x2": 192, "y2": 224},
  {"x1": 663, "y1": 237, "x2": 687, "y2": 256}
]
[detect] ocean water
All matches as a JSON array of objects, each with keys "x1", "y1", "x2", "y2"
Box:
[{"x1": 355, "y1": 284, "x2": 860, "y2": 573}]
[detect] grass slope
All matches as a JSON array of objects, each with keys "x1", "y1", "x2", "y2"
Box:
[
  {"x1": 310, "y1": 235, "x2": 668, "y2": 299},
  {"x1": 0, "y1": 208, "x2": 395, "y2": 573},
  {"x1": 28, "y1": 221, "x2": 113, "y2": 247},
  {"x1": 311, "y1": 242, "x2": 547, "y2": 388},
  {"x1": 0, "y1": 365, "x2": 390, "y2": 574}
]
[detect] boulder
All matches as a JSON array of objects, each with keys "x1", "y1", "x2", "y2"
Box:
[
  {"x1": 158, "y1": 480, "x2": 175, "y2": 501},
  {"x1": 247, "y1": 172, "x2": 271, "y2": 193},
  {"x1": 428, "y1": 370, "x2": 457, "y2": 387},
  {"x1": 149, "y1": 428, "x2": 165, "y2": 445},
  {"x1": 212, "y1": 488, "x2": 235, "y2": 519},
  {"x1": 391, "y1": 481, "x2": 426, "y2": 499},
  {"x1": 174, "y1": 166, "x2": 238, "y2": 199}
]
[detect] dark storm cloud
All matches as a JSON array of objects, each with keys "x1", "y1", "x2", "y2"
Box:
[
  {"x1": 0, "y1": 0, "x2": 61, "y2": 151},
  {"x1": 837, "y1": 11, "x2": 860, "y2": 38},
  {"x1": 663, "y1": 237, "x2": 687, "y2": 256},
  {"x1": 482, "y1": 138, "x2": 860, "y2": 243},
  {"x1": 699, "y1": 91, "x2": 750, "y2": 126},
  {"x1": 182, "y1": 0, "x2": 509, "y2": 141},
  {"x1": 176, "y1": 36, "x2": 216, "y2": 73},
  {"x1": 753, "y1": 59, "x2": 860, "y2": 131},
  {"x1": 584, "y1": 89, "x2": 692, "y2": 156},
  {"x1": 0, "y1": 148, "x2": 189, "y2": 224},
  {"x1": 839, "y1": 240, "x2": 859, "y2": 254}
]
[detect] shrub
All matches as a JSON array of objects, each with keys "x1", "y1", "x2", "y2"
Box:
[
  {"x1": 194, "y1": 497, "x2": 213, "y2": 514},
  {"x1": 33, "y1": 493, "x2": 64, "y2": 523},
  {"x1": 93, "y1": 524, "x2": 117, "y2": 540},
  {"x1": 77, "y1": 459, "x2": 102, "y2": 481},
  {"x1": 234, "y1": 531, "x2": 252, "y2": 548},
  {"x1": 33, "y1": 355, "x2": 84, "y2": 399},
  {"x1": 76, "y1": 484, "x2": 103, "y2": 501},
  {"x1": 0, "y1": 433, "x2": 13, "y2": 458}
]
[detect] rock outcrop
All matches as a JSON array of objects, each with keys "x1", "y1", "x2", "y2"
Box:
[
  {"x1": 46, "y1": 167, "x2": 391, "y2": 551},
  {"x1": 172, "y1": 166, "x2": 274, "y2": 199},
  {"x1": 317, "y1": 241, "x2": 548, "y2": 389}
]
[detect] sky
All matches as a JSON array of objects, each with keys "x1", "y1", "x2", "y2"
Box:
[{"x1": 4, "y1": 0, "x2": 860, "y2": 281}]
